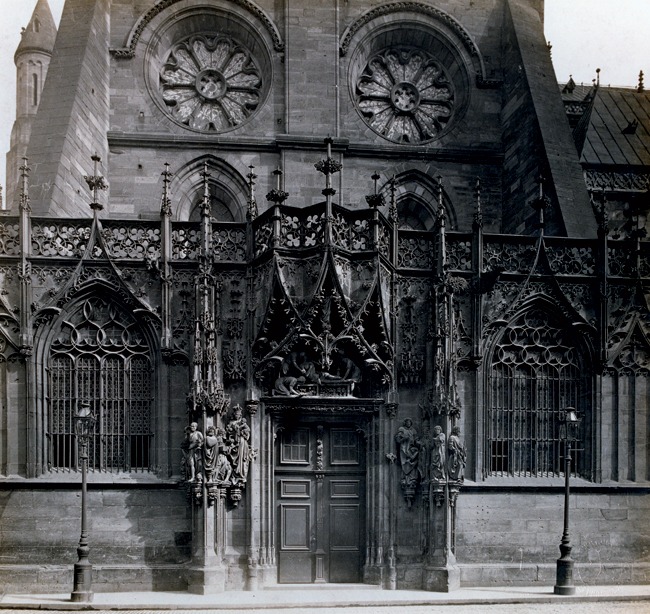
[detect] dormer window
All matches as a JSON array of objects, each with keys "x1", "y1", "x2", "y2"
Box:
[{"x1": 34, "y1": 18, "x2": 40, "y2": 33}]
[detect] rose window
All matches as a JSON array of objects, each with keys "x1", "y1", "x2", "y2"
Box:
[
  {"x1": 160, "y1": 35, "x2": 262, "y2": 132},
  {"x1": 355, "y1": 48, "x2": 455, "y2": 143}
]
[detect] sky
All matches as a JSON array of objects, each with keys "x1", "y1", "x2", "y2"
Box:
[{"x1": 0, "y1": 0, "x2": 649, "y2": 194}]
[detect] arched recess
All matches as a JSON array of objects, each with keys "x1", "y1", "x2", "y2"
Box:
[
  {"x1": 32, "y1": 282, "x2": 160, "y2": 475},
  {"x1": 380, "y1": 170, "x2": 457, "y2": 230},
  {"x1": 172, "y1": 155, "x2": 248, "y2": 221},
  {"x1": 483, "y1": 299, "x2": 595, "y2": 480}
]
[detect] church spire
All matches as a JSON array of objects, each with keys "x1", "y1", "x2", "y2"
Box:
[
  {"x1": 15, "y1": 0, "x2": 57, "y2": 61},
  {"x1": 5, "y1": 0, "x2": 58, "y2": 210}
]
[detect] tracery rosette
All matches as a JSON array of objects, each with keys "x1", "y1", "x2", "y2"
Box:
[
  {"x1": 160, "y1": 35, "x2": 262, "y2": 132},
  {"x1": 355, "y1": 47, "x2": 455, "y2": 144}
]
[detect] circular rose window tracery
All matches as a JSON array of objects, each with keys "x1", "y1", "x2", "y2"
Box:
[
  {"x1": 160, "y1": 35, "x2": 262, "y2": 132},
  {"x1": 355, "y1": 48, "x2": 455, "y2": 143}
]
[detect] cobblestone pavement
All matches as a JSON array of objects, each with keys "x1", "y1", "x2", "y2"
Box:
[{"x1": 1, "y1": 604, "x2": 649, "y2": 614}]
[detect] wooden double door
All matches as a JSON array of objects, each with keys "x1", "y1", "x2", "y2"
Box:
[{"x1": 276, "y1": 422, "x2": 366, "y2": 583}]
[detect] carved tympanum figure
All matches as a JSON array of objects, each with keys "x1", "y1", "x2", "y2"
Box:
[{"x1": 321, "y1": 348, "x2": 362, "y2": 390}]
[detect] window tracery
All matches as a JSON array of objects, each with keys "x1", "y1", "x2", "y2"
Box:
[
  {"x1": 355, "y1": 47, "x2": 455, "y2": 143},
  {"x1": 159, "y1": 35, "x2": 262, "y2": 133},
  {"x1": 486, "y1": 309, "x2": 589, "y2": 478},
  {"x1": 48, "y1": 297, "x2": 153, "y2": 472}
]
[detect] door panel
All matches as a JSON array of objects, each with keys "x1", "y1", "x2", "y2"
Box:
[
  {"x1": 278, "y1": 504, "x2": 312, "y2": 583},
  {"x1": 276, "y1": 423, "x2": 365, "y2": 584}
]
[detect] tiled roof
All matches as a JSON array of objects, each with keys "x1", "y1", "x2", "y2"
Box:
[{"x1": 580, "y1": 87, "x2": 650, "y2": 167}]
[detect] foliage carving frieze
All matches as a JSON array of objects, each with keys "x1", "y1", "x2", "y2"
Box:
[
  {"x1": 585, "y1": 169, "x2": 650, "y2": 192},
  {"x1": 172, "y1": 225, "x2": 200, "y2": 260},
  {"x1": 0, "y1": 221, "x2": 20, "y2": 256},
  {"x1": 546, "y1": 243, "x2": 595, "y2": 276},
  {"x1": 101, "y1": 223, "x2": 161, "y2": 261},
  {"x1": 608, "y1": 243, "x2": 637, "y2": 277},
  {"x1": 213, "y1": 227, "x2": 246, "y2": 262},
  {"x1": 447, "y1": 238, "x2": 472, "y2": 272},
  {"x1": 397, "y1": 233, "x2": 434, "y2": 269},
  {"x1": 483, "y1": 240, "x2": 535, "y2": 274},
  {"x1": 31, "y1": 221, "x2": 91, "y2": 258}
]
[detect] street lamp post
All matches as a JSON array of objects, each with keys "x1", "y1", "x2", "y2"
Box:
[
  {"x1": 71, "y1": 403, "x2": 96, "y2": 603},
  {"x1": 554, "y1": 407, "x2": 582, "y2": 596}
]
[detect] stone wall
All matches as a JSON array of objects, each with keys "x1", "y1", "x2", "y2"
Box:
[
  {"x1": 0, "y1": 485, "x2": 190, "y2": 592},
  {"x1": 456, "y1": 488, "x2": 650, "y2": 586}
]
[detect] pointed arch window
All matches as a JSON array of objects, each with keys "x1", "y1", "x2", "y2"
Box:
[
  {"x1": 47, "y1": 297, "x2": 153, "y2": 472},
  {"x1": 486, "y1": 309, "x2": 590, "y2": 478}
]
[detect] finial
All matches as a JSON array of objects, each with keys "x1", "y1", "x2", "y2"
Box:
[
  {"x1": 473, "y1": 178, "x2": 482, "y2": 227},
  {"x1": 365, "y1": 171, "x2": 384, "y2": 209},
  {"x1": 160, "y1": 163, "x2": 173, "y2": 217},
  {"x1": 199, "y1": 161, "x2": 211, "y2": 216},
  {"x1": 436, "y1": 175, "x2": 446, "y2": 226},
  {"x1": 19, "y1": 157, "x2": 31, "y2": 213},
  {"x1": 84, "y1": 153, "x2": 108, "y2": 211},
  {"x1": 266, "y1": 166, "x2": 289, "y2": 204},
  {"x1": 314, "y1": 137, "x2": 342, "y2": 197},
  {"x1": 638, "y1": 70, "x2": 645, "y2": 93},
  {"x1": 389, "y1": 176, "x2": 398, "y2": 223},
  {"x1": 547, "y1": 41, "x2": 552, "y2": 57},
  {"x1": 247, "y1": 164, "x2": 258, "y2": 220},
  {"x1": 596, "y1": 67, "x2": 600, "y2": 87}
]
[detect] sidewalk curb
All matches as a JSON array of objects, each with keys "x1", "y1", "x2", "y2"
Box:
[{"x1": 1, "y1": 590, "x2": 650, "y2": 611}]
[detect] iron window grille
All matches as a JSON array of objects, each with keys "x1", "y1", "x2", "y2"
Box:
[
  {"x1": 47, "y1": 297, "x2": 153, "y2": 472},
  {"x1": 486, "y1": 309, "x2": 587, "y2": 478}
]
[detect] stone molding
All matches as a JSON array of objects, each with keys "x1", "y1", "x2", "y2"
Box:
[{"x1": 110, "y1": 0, "x2": 284, "y2": 58}]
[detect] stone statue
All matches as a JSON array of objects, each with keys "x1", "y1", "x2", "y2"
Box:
[
  {"x1": 447, "y1": 426, "x2": 466, "y2": 483},
  {"x1": 203, "y1": 425, "x2": 233, "y2": 484},
  {"x1": 226, "y1": 405, "x2": 251, "y2": 485},
  {"x1": 395, "y1": 418, "x2": 421, "y2": 505},
  {"x1": 186, "y1": 421, "x2": 204, "y2": 482},
  {"x1": 430, "y1": 425, "x2": 446, "y2": 482}
]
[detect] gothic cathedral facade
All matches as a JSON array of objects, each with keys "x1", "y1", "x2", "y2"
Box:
[{"x1": 1, "y1": 0, "x2": 648, "y2": 594}]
